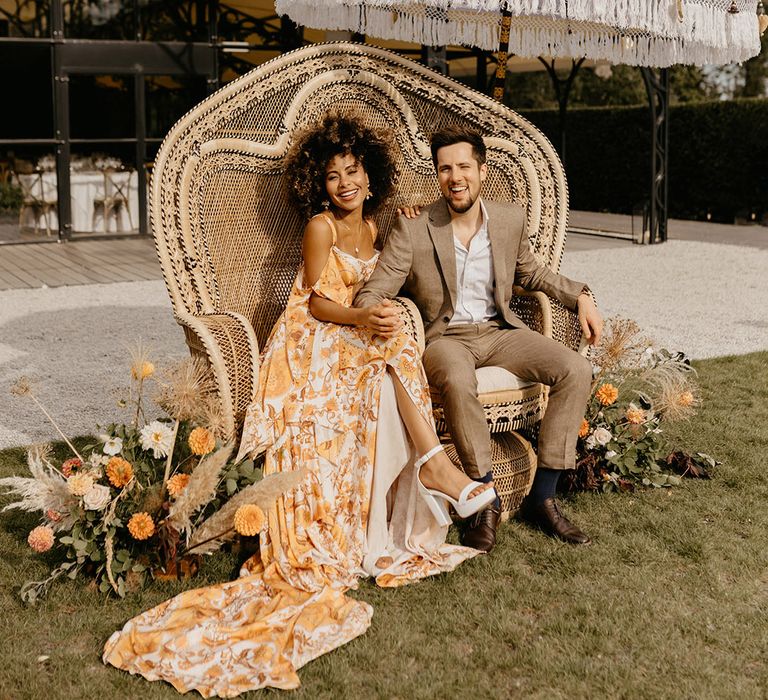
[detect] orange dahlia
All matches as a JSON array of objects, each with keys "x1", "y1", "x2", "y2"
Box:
[
  {"x1": 595, "y1": 383, "x2": 619, "y2": 406},
  {"x1": 61, "y1": 457, "x2": 82, "y2": 478},
  {"x1": 28, "y1": 525, "x2": 55, "y2": 552},
  {"x1": 127, "y1": 512, "x2": 155, "y2": 540},
  {"x1": 578, "y1": 419, "x2": 590, "y2": 438},
  {"x1": 625, "y1": 406, "x2": 646, "y2": 424},
  {"x1": 188, "y1": 426, "x2": 216, "y2": 456},
  {"x1": 106, "y1": 457, "x2": 134, "y2": 488},
  {"x1": 233, "y1": 504, "x2": 266, "y2": 536},
  {"x1": 167, "y1": 473, "x2": 190, "y2": 498}
]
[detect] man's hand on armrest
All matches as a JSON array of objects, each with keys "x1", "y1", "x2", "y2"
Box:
[{"x1": 577, "y1": 291, "x2": 603, "y2": 346}]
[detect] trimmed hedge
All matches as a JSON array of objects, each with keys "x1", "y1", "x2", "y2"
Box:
[{"x1": 520, "y1": 99, "x2": 768, "y2": 223}]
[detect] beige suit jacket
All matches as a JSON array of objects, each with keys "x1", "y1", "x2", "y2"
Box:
[{"x1": 355, "y1": 198, "x2": 586, "y2": 343}]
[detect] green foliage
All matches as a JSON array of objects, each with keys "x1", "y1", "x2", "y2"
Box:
[
  {"x1": 0, "y1": 180, "x2": 23, "y2": 213},
  {"x1": 0, "y1": 353, "x2": 767, "y2": 699},
  {"x1": 521, "y1": 98, "x2": 768, "y2": 222},
  {"x1": 504, "y1": 63, "x2": 716, "y2": 110},
  {"x1": 5, "y1": 423, "x2": 263, "y2": 604}
]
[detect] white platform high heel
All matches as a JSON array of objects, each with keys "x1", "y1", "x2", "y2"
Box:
[{"x1": 414, "y1": 444, "x2": 497, "y2": 527}]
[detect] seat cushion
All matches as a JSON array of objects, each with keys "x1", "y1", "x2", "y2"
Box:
[{"x1": 475, "y1": 366, "x2": 536, "y2": 394}]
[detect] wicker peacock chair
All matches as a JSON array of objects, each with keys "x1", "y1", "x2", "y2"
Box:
[{"x1": 150, "y1": 42, "x2": 586, "y2": 441}]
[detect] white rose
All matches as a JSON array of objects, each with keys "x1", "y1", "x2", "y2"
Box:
[
  {"x1": 585, "y1": 435, "x2": 597, "y2": 450},
  {"x1": 103, "y1": 436, "x2": 123, "y2": 455},
  {"x1": 82, "y1": 483, "x2": 111, "y2": 511},
  {"x1": 593, "y1": 427, "x2": 613, "y2": 446}
]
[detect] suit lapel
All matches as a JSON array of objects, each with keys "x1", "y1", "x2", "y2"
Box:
[
  {"x1": 427, "y1": 199, "x2": 458, "y2": 308},
  {"x1": 486, "y1": 201, "x2": 508, "y2": 310}
]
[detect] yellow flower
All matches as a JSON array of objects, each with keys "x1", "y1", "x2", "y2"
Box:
[
  {"x1": 106, "y1": 457, "x2": 134, "y2": 488},
  {"x1": 127, "y1": 512, "x2": 155, "y2": 540},
  {"x1": 167, "y1": 473, "x2": 190, "y2": 498},
  {"x1": 233, "y1": 504, "x2": 266, "y2": 536},
  {"x1": 67, "y1": 473, "x2": 94, "y2": 497},
  {"x1": 578, "y1": 418, "x2": 590, "y2": 438},
  {"x1": 625, "y1": 406, "x2": 646, "y2": 424},
  {"x1": 188, "y1": 426, "x2": 216, "y2": 456},
  {"x1": 131, "y1": 360, "x2": 155, "y2": 381},
  {"x1": 595, "y1": 383, "x2": 619, "y2": 406},
  {"x1": 678, "y1": 391, "x2": 695, "y2": 407},
  {"x1": 28, "y1": 525, "x2": 55, "y2": 552}
]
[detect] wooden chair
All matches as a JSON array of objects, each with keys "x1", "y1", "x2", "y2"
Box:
[
  {"x1": 149, "y1": 42, "x2": 586, "y2": 441},
  {"x1": 93, "y1": 169, "x2": 133, "y2": 232},
  {"x1": 16, "y1": 171, "x2": 57, "y2": 237}
]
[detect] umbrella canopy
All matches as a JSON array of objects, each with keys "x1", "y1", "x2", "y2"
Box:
[{"x1": 275, "y1": 0, "x2": 762, "y2": 67}]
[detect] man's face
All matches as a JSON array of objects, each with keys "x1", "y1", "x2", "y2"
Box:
[{"x1": 435, "y1": 141, "x2": 487, "y2": 214}]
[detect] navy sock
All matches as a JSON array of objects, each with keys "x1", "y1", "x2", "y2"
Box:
[
  {"x1": 529, "y1": 467, "x2": 561, "y2": 504},
  {"x1": 475, "y1": 470, "x2": 501, "y2": 510}
]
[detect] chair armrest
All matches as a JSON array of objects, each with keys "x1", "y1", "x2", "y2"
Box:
[
  {"x1": 510, "y1": 288, "x2": 591, "y2": 354},
  {"x1": 175, "y1": 311, "x2": 259, "y2": 438},
  {"x1": 391, "y1": 296, "x2": 425, "y2": 355},
  {"x1": 509, "y1": 289, "x2": 552, "y2": 338}
]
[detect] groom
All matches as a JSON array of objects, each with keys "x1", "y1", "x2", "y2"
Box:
[{"x1": 354, "y1": 125, "x2": 603, "y2": 552}]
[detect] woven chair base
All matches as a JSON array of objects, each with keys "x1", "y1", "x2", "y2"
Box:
[
  {"x1": 432, "y1": 384, "x2": 548, "y2": 436},
  {"x1": 443, "y1": 431, "x2": 537, "y2": 521}
]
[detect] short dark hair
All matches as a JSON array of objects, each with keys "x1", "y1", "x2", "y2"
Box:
[
  {"x1": 285, "y1": 110, "x2": 398, "y2": 219},
  {"x1": 430, "y1": 125, "x2": 487, "y2": 167}
]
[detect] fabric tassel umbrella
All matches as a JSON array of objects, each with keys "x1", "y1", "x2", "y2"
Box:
[{"x1": 276, "y1": 1, "x2": 763, "y2": 100}]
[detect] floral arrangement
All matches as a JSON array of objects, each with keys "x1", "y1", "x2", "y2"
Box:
[
  {"x1": 566, "y1": 317, "x2": 717, "y2": 493},
  {"x1": 92, "y1": 155, "x2": 124, "y2": 172},
  {"x1": 1, "y1": 346, "x2": 302, "y2": 604}
]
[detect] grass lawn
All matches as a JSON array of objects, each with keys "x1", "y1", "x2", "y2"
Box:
[{"x1": 1, "y1": 352, "x2": 767, "y2": 700}]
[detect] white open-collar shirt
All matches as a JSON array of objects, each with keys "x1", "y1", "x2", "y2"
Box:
[{"x1": 448, "y1": 199, "x2": 498, "y2": 326}]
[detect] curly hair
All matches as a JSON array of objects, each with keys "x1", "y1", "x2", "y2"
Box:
[{"x1": 284, "y1": 111, "x2": 399, "y2": 219}]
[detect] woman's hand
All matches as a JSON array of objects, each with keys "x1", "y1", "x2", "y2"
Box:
[
  {"x1": 396, "y1": 204, "x2": 422, "y2": 219},
  {"x1": 358, "y1": 299, "x2": 403, "y2": 337}
]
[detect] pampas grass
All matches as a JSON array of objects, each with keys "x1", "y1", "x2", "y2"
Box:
[
  {"x1": 186, "y1": 468, "x2": 307, "y2": 554},
  {"x1": 0, "y1": 446, "x2": 73, "y2": 529},
  {"x1": 167, "y1": 443, "x2": 234, "y2": 534}
]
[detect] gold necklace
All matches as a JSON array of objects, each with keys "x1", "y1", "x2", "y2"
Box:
[{"x1": 335, "y1": 216, "x2": 364, "y2": 255}]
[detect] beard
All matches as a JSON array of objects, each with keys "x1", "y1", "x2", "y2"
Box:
[{"x1": 444, "y1": 188, "x2": 478, "y2": 214}]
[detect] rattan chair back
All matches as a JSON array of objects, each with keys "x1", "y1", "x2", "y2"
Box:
[{"x1": 151, "y1": 42, "x2": 569, "y2": 355}]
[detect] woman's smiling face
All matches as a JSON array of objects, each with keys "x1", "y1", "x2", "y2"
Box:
[{"x1": 324, "y1": 153, "x2": 369, "y2": 212}]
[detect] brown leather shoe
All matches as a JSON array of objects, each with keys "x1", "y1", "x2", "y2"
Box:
[
  {"x1": 518, "y1": 497, "x2": 591, "y2": 545},
  {"x1": 461, "y1": 506, "x2": 500, "y2": 553}
]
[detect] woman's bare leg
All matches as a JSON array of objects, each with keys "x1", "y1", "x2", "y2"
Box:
[{"x1": 386, "y1": 367, "x2": 492, "y2": 500}]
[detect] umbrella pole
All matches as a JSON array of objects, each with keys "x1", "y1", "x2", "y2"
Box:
[{"x1": 492, "y1": 8, "x2": 512, "y2": 102}]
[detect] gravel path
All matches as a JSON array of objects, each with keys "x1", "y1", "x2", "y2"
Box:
[{"x1": 1, "y1": 240, "x2": 766, "y2": 450}]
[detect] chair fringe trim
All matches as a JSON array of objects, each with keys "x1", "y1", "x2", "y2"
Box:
[{"x1": 277, "y1": 0, "x2": 760, "y2": 66}]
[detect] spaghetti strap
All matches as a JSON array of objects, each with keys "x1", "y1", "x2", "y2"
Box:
[{"x1": 312, "y1": 212, "x2": 337, "y2": 245}]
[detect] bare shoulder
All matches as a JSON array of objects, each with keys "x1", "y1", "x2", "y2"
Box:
[{"x1": 303, "y1": 215, "x2": 334, "y2": 246}]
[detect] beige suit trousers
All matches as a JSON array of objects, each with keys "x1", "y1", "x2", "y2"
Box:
[{"x1": 422, "y1": 320, "x2": 592, "y2": 478}]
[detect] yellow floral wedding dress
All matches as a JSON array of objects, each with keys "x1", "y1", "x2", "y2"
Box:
[{"x1": 103, "y1": 214, "x2": 478, "y2": 696}]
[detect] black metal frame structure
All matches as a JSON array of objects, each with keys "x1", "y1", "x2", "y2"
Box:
[
  {"x1": 640, "y1": 67, "x2": 670, "y2": 244},
  {"x1": 1, "y1": 1, "x2": 668, "y2": 245},
  {"x1": 0, "y1": 0, "x2": 222, "y2": 242}
]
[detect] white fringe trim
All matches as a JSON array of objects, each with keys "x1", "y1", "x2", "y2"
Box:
[{"x1": 275, "y1": 0, "x2": 761, "y2": 66}]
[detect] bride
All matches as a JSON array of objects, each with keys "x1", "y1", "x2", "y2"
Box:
[{"x1": 103, "y1": 111, "x2": 496, "y2": 696}]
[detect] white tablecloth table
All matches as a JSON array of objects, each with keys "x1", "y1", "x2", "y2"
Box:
[{"x1": 17, "y1": 170, "x2": 140, "y2": 234}]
